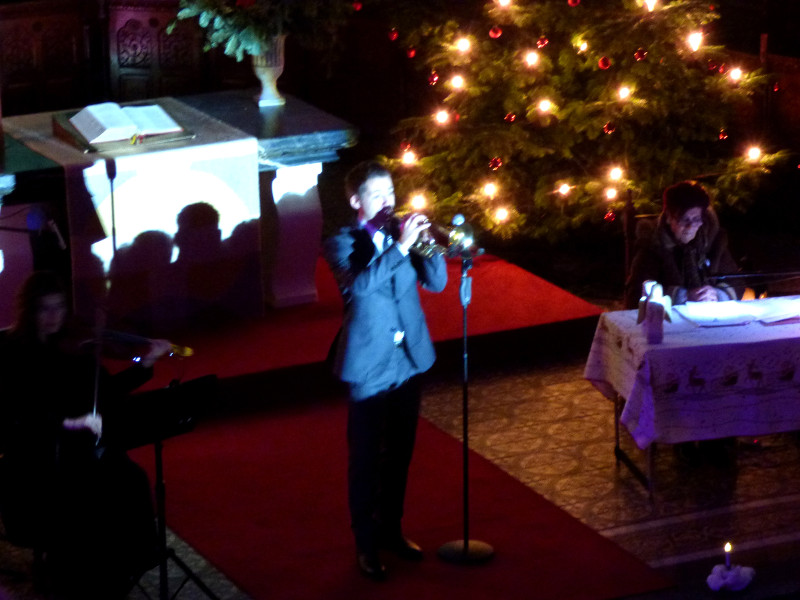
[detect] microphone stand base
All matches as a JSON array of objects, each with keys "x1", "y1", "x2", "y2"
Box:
[{"x1": 437, "y1": 539, "x2": 495, "y2": 564}]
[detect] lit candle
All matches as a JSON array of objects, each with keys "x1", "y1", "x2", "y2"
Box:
[{"x1": 724, "y1": 542, "x2": 732, "y2": 569}]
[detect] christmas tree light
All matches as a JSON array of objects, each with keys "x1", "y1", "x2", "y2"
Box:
[
  {"x1": 410, "y1": 193, "x2": 428, "y2": 210},
  {"x1": 401, "y1": 149, "x2": 418, "y2": 165},
  {"x1": 688, "y1": 31, "x2": 703, "y2": 52}
]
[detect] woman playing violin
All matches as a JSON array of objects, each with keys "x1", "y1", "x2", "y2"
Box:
[{"x1": 0, "y1": 271, "x2": 172, "y2": 598}]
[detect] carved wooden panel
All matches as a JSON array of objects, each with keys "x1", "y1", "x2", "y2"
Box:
[
  {"x1": 0, "y1": 0, "x2": 88, "y2": 115},
  {"x1": 108, "y1": 0, "x2": 207, "y2": 101}
]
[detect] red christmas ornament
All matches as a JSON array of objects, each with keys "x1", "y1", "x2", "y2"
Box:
[
  {"x1": 489, "y1": 26, "x2": 503, "y2": 39},
  {"x1": 598, "y1": 56, "x2": 611, "y2": 70},
  {"x1": 718, "y1": 63, "x2": 727, "y2": 74},
  {"x1": 568, "y1": 0, "x2": 580, "y2": 6},
  {"x1": 537, "y1": 36, "x2": 549, "y2": 49},
  {"x1": 352, "y1": 1, "x2": 363, "y2": 10},
  {"x1": 707, "y1": 60, "x2": 718, "y2": 72},
  {"x1": 407, "y1": 47, "x2": 416, "y2": 58},
  {"x1": 603, "y1": 122, "x2": 616, "y2": 134},
  {"x1": 504, "y1": 113, "x2": 517, "y2": 123},
  {"x1": 428, "y1": 71, "x2": 439, "y2": 85},
  {"x1": 718, "y1": 129, "x2": 728, "y2": 140},
  {"x1": 773, "y1": 81, "x2": 781, "y2": 92},
  {"x1": 634, "y1": 48, "x2": 647, "y2": 61},
  {"x1": 388, "y1": 28, "x2": 399, "y2": 42},
  {"x1": 400, "y1": 141, "x2": 412, "y2": 152},
  {"x1": 489, "y1": 157, "x2": 503, "y2": 170},
  {"x1": 604, "y1": 211, "x2": 616, "y2": 222}
]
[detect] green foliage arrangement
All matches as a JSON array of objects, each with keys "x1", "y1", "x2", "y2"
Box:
[
  {"x1": 379, "y1": 0, "x2": 785, "y2": 240},
  {"x1": 170, "y1": 0, "x2": 356, "y2": 60}
]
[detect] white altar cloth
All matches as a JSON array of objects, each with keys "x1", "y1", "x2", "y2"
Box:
[{"x1": 584, "y1": 297, "x2": 800, "y2": 449}]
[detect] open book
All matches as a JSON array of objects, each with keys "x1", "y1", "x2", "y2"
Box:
[{"x1": 68, "y1": 102, "x2": 183, "y2": 144}]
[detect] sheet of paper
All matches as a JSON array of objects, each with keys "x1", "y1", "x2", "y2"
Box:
[{"x1": 674, "y1": 301, "x2": 759, "y2": 327}]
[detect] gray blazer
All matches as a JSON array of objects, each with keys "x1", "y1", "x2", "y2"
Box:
[{"x1": 324, "y1": 226, "x2": 448, "y2": 391}]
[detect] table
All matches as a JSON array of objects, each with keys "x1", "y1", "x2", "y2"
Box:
[{"x1": 584, "y1": 298, "x2": 800, "y2": 492}]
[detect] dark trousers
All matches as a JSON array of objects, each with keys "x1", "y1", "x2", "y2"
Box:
[{"x1": 347, "y1": 377, "x2": 421, "y2": 555}]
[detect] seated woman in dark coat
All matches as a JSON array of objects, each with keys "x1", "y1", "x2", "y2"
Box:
[
  {"x1": 0, "y1": 271, "x2": 172, "y2": 598},
  {"x1": 625, "y1": 181, "x2": 740, "y2": 309}
]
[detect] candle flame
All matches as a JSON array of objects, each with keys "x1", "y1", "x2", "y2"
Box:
[{"x1": 724, "y1": 542, "x2": 732, "y2": 553}]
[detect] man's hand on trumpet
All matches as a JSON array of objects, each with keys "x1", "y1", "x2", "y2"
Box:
[{"x1": 397, "y1": 213, "x2": 432, "y2": 255}]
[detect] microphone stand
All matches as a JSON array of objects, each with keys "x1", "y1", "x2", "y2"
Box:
[{"x1": 438, "y1": 249, "x2": 494, "y2": 565}]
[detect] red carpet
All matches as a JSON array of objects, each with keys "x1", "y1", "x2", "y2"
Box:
[
  {"x1": 125, "y1": 257, "x2": 658, "y2": 599},
  {"x1": 144, "y1": 254, "x2": 602, "y2": 387},
  {"x1": 130, "y1": 397, "x2": 669, "y2": 600}
]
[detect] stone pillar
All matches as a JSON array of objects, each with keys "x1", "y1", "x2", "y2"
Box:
[{"x1": 260, "y1": 163, "x2": 323, "y2": 307}]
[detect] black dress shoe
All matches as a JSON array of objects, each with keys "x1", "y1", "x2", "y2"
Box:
[
  {"x1": 381, "y1": 536, "x2": 424, "y2": 561},
  {"x1": 357, "y1": 553, "x2": 387, "y2": 581}
]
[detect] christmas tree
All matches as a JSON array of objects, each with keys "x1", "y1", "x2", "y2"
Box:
[{"x1": 377, "y1": 0, "x2": 784, "y2": 240}]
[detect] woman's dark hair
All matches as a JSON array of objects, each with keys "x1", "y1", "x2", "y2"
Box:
[
  {"x1": 662, "y1": 181, "x2": 710, "y2": 219},
  {"x1": 12, "y1": 271, "x2": 66, "y2": 337},
  {"x1": 344, "y1": 161, "x2": 392, "y2": 198}
]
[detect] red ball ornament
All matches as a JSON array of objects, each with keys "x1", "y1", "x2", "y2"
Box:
[
  {"x1": 634, "y1": 48, "x2": 647, "y2": 61},
  {"x1": 568, "y1": 0, "x2": 580, "y2": 6},
  {"x1": 489, "y1": 157, "x2": 503, "y2": 170},
  {"x1": 604, "y1": 211, "x2": 616, "y2": 223},
  {"x1": 598, "y1": 56, "x2": 611, "y2": 70},
  {"x1": 603, "y1": 121, "x2": 616, "y2": 134},
  {"x1": 504, "y1": 113, "x2": 517, "y2": 123},
  {"x1": 400, "y1": 141, "x2": 412, "y2": 152},
  {"x1": 489, "y1": 26, "x2": 503, "y2": 39},
  {"x1": 718, "y1": 63, "x2": 727, "y2": 74},
  {"x1": 407, "y1": 47, "x2": 416, "y2": 58},
  {"x1": 707, "y1": 60, "x2": 718, "y2": 72},
  {"x1": 428, "y1": 71, "x2": 439, "y2": 86},
  {"x1": 352, "y1": 1, "x2": 363, "y2": 10},
  {"x1": 773, "y1": 81, "x2": 781, "y2": 92},
  {"x1": 718, "y1": 129, "x2": 728, "y2": 140},
  {"x1": 537, "y1": 36, "x2": 549, "y2": 49},
  {"x1": 388, "y1": 28, "x2": 399, "y2": 42}
]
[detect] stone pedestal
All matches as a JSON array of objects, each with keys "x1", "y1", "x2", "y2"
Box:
[{"x1": 180, "y1": 89, "x2": 357, "y2": 308}]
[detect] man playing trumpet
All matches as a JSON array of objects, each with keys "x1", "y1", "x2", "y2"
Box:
[{"x1": 324, "y1": 160, "x2": 448, "y2": 581}]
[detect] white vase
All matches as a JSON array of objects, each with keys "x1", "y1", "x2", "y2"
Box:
[{"x1": 251, "y1": 35, "x2": 287, "y2": 107}]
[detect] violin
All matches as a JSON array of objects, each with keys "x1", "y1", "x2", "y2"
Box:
[
  {"x1": 98, "y1": 329, "x2": 194, "y2": 359},
  {"x1": 59, "y1": 322, "x2": 193, "y2": 362}
]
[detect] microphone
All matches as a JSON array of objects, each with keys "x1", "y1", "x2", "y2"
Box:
[
  {"x1": 105, "y1": 158, "x2": 117, "y2": 181},
  {"x1": 447, "y1": 214, "x2": 482, "y2": 258}
]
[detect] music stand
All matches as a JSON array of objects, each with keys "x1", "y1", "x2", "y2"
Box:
[
  {"x1": 437, "y1": 252, "x2": 494, "y2": 564},
  {"x1": 124, "y1": 375, "x2": 221, "y2": 600}
]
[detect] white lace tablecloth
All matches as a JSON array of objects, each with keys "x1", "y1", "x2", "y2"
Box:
[{"x1": 584, "y1": 298, "x2": 800, "y2": 449}]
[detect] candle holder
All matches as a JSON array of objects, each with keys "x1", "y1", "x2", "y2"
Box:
[
  {"x1": 707, "y1": 543, "x2": 754, "y2": 591},
  {"x1": 707, "y1": 564, "x2": 755, "y2": 591}
]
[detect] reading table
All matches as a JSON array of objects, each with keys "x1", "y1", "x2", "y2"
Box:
[{"x1": 584, "y1": 297, "x2": 800, "y2": 493}]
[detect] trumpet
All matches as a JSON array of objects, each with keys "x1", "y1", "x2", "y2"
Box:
[{"x1": 396, "y1": 212, "x2": 476, "y2": 259}]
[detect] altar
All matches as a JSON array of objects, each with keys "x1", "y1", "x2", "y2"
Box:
[{"x1": 0, "y1": 91, "x2": 356, "y2": 332}]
